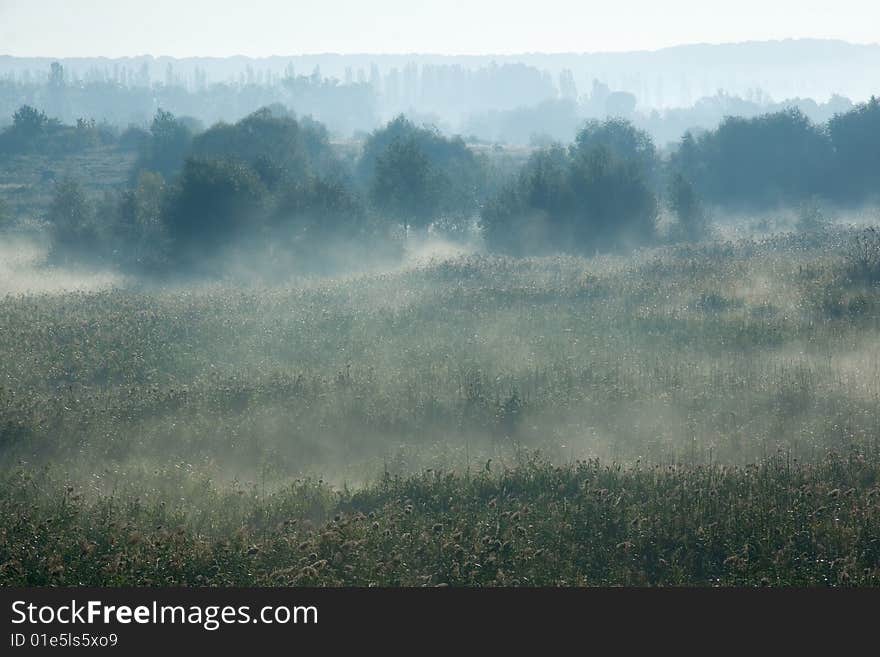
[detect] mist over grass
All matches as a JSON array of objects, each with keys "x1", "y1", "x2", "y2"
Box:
[
  {"x1": 0, "y1": 233, "x2": 122, "y2": 296},
  {"x1": 3, "y1": 212, "x2": 880, "y2": 585},
  {"x1": 3, "y1": 223, "x2": 880, "y2": 480}
]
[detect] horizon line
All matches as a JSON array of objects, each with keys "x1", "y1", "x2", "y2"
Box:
[{"x1": 2, "y1": 37, "x2": 879, "y2": 61}]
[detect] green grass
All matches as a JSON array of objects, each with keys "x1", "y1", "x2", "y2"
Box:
[
  {"x1": 2, "y1": 453, "x2": 878, "y2": 586},
  {"x1": 1, "y1": 227, "x2": 880, "y2": 585}
]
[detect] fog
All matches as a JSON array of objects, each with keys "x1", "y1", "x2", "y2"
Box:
[
  {"x1": 0, "y1": 234, "x2": 122, "y2": 295},
  {"x1": 2, "y1": 18, "x2": 880, "y2": 588}
]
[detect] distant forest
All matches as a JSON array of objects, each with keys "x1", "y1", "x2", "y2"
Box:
[{"x1": 0, "y1": 40, "x2": 876, "y2": 145}]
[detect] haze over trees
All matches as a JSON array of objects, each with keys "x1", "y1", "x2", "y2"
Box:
[
  {"x1": 481, "y1": 121, "x2": 658, "y2": 255},
  {"x1": 0, "y1": 42, "x2": 873, "y2": 148},
  {"x1": 0, "y1": 90, "x2": 877, "y2": 274}
]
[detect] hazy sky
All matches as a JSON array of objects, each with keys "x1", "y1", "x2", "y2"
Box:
[{"x1": 1, "y1": 0, "x2": 877, "y2": 57}]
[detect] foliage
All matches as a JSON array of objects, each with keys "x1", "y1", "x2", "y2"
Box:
[
  {"x1": 113, "y1": 172, "x2": 170, "y2": 270},
  {"x1": 0, "y1": 105, "x2": 112, "y2": 155},
  {"x1": 362, "y1": 115, "x2": 484, "y2": 231},
  {"x1": 668, "y1": 173, "x2": 710, "y2": 242},
  {"x1": 571, "y1": 118, "x2": 657, "y2": 182},
  {"x1": 567, "y1": 143, "x2": 657, "y2": 251},
  {"x1": 12, "y1": 104, "x2": 52, "y2": 138},
  {"x1": 672, "y1": 109, "x2": 834, "y2": 207},
  {"x1": 827, "y1": 96, "x2": 880, "y2": 202},
  {"x1": 482, "y1": 121, "x2": 658, "y2": 255},
  {"x1": 191, "y1": 107, "x2": 332, "y2": 188},
  {"x1": 132, "y1": 109, "x2": 194, "y2": 180},
  {"x1": 163, "y1": 158, "x2": 267, "y2": 261},
  {"x1": 45, "y1": 178, "x2": 96, "y2": 262},
  {"x1": 370, "y1": 136, "x2": 439, "y2": 231}
]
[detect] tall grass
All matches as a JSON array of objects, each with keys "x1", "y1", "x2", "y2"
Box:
[{"x1": 1, "y1": 226, "x2": 879, "y2": 585}]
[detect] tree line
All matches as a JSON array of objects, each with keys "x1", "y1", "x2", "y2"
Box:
[{"x1": 4, "y1": 95, "x2": 879, "y2": 274}]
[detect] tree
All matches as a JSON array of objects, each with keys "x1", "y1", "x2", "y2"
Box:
[
  {"x1": 163, "y1": 158, "x2": 266, "y2": 261},
  {"x1": 268, "y1": 174, "x2": 369, "y2": 273},
  {"x1": 668, "y1": 173, "x2": 710, "y2": 242},
  {"x1": 370, "y1": 137, "x2": 437, "y2": 232},
  {"x1": 571, "y1": 118, "x2": 658, "y2": 184},
  {"x1": 827, "y1": 96, "x2": 880, "y2": 201},
  {"x1": 481, "y1": 146, "x2": 569, "y2": 256},
  {"x1": 46, "y1": 62, "x2": 67, "y2": 119},
  {"x1": 360, "y1": 115, "x2": 485, "y2": 230},
  {"x1": 275, "y1": 176, "x2": 364, "y2": 236},
  {"x1": 46, "y1": 179, "x2": 95, "y2": 262},
  {"x1": 192, "y1": 108, "x2": 336, "y2": 190},
  {"x1": 12, "y1": 105, "x2": 49, "y2": 138},
  {"x1": 114, "y1": 172, "x2": 169, "y2": 269},
  {"x1": 482, "y1": 138, "x2": 658, "y2": 255},
  {"x1": 671, "y1": 108, "x2": 833, "y2": 207},
  {"x1": 568, "y1": 144, "x2": 658, "y2": 251},
  {"x1": 133, "y1": 109, "x2": 194, "y2": 180}
]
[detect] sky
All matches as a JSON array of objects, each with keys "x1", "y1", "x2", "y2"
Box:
[{"x1": 0, "y1": 0, "x2": 878, "y2": 57}]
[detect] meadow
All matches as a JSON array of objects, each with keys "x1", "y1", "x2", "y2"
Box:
[{"x1": 1, "y1": 224, "x2": 880, "y2": 586}]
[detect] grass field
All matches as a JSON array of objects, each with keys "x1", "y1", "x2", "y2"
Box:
[{"x1": 1, "y1": 226, "x2": 880, "y2": 585}]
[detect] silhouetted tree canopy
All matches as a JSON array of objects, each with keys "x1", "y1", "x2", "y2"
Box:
[
  {"x1": 482, "y1": 121, "x2": 658, "y2": 255},
  {"x1": 671, "y1": 108, "x2": 834, "y2": 207},
  {"x1": 572, "y1": 118, "x2": 657, "y2": 179},
  {"x1": 827, "y1": 96, "x2": 880, "y2": 201},
  {"x1": 133, "y1": 109, "x2": 194, "y2": 180},
  {"x1": 274, "y1": 174, "x2": 366, "y2": 239},
  {"x1": 193, "y1": 108, "x2": 309, "y2": 186},
  {"x1": 668, "y1": 173, "x2": 709, "y2": 242},
  {"x1": 163, "y1": 158, "x2": 266, "y2": 261},
  {"x1": 21, "y1": 96, "x2": 880, "y2": 274},
  {"x1": 361, "y1": 115, "x2": 485, "y2": 230},
  {"x1": 0, "y1": 104, "x2": 114, "y2": 155},
  {"x1": 370, "y1": 136, "x2": 439, "y2": 231}
]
